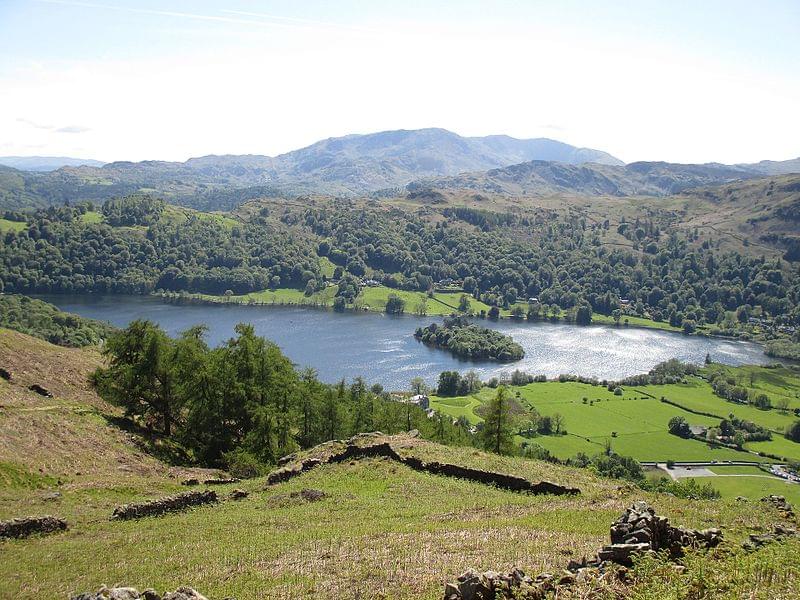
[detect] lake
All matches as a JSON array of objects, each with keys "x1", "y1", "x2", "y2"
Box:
[{"x1": 40, "y1": 295, "x2": 771, "y2": 390}]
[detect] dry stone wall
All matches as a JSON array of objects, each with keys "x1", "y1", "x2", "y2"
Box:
[
  {"x1": 111, "y1": 490, "x2": 218, "y2": 521},
  {"x1": 268, "y1": 441, "x2": 580, "y2": 496},
  {"x1": 0, "y1": 515, "x2": 67, "y2": 539}
]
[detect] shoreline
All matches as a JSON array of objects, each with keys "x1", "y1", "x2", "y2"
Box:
[{"x1": 152, "y1": 290, "x2": 766, "y2": 345}]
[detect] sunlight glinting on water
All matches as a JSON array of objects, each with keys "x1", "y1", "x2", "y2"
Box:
[{"x1": 40, "y1": 295, "x2": 771, "y2": 391}]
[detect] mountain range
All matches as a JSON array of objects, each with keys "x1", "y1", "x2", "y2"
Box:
[
  {"x1": 0, "y1": 156, "x2": 105, "y2": 171},
  {"x1": 0, "y1": 128, "x2": 798, "y2": 210}
]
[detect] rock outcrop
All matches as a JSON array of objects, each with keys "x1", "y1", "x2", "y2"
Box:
[
  {"x1": 444, "y1": 501, "x2": 723, "y2": 599},
  {"x1": 28, "y1": 383, "x2": 53, "y2": 397},
  {"x1": 202, "y1": 478, "x2": 240, "y2": 485},
  {"x1": 71, "y1": 585, "x2": 208, "y2": 600},
  {"x1": 0, "y1": 515, "x2": 67, "y2": 539},
  {"x1": 267, "y1": 441, "x2": 580, "y2": 496},
  {"x1": 111, "y1": 490, "x2": 217, "y2": 521}
]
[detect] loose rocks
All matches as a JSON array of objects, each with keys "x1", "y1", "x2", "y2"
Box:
[
  {"x1": 111, "y1": 490, "x2": 217, "y2": 520},
  {"x1": 760, "y1": 495, "x2": 794, "y2": 519},
  {"x1": 742, "y1": 524, "x2": 798, "y2": 551},
  {"x1": 444, "y1": 501, "x2": 724, "y2": 599},
  {"x1": 0, "y1": 515, "x2": 67, "y2": 539},
  {"x1": 71, "y1": 586, "x2": 209, "y2": 600},
  {"x1": 291, "y1": 488, "x2": 326, "y2": 502},
  {"x1": 203, "y1": 478, "x2": 240, "y2": 485},
  {"x1": 597, "y1": 500, "x2": 722, "y2": 565}
]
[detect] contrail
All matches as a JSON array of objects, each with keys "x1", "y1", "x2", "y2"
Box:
[{"x1": 34, "y1": 0, "x2": 338, "y2": 32}]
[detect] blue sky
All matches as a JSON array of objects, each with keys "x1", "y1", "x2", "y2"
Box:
[{"x1": 1, "y1": 0, "x2": 798, "y2": 163}]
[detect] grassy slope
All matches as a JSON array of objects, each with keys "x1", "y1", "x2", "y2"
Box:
[
  {"x1": 2, "y1": 330, "x2": 799, "y2": 599},
  {"x1": 0, "y1": 330, "x2": 215, "y2": 523},
  {"x1": 3, "y1": 432, "x2": 799, "y2": 599}
]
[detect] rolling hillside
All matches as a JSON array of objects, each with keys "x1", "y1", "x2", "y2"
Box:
[
  {"x1": 1, "y1": 329, "x2": 800, "y2": 599},
  {"x1": 677, "y1": 174, "x2": 800, "y2": 259},
  {"x1": 407, "y1": 160, "x2": 768, "y2": 197}
]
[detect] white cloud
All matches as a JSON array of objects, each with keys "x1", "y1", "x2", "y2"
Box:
[
  {"x1": 55, "y1": 125, "x2": 92, "y2": 134},
  {"x1": 2, "y1": 6, "x2": 799, "y2": 164}
]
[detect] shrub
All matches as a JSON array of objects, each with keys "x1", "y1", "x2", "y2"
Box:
[{"x1": 223, "y1": 449, "x2": 267, "y2": 479}]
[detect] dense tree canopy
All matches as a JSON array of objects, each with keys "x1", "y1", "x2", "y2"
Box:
[
  {"x1": 0, "y1": 294, "x2": 117, "y2": 347},
  {"x1": 301, "y1": 202, "x2": 800, "y2": 329},
  {"x1": 93, "y1": 321, "x2": 471, "y2": 471},
  {"x1": 2, "y1": 195, "x2": 799, "y2": 339},
  {"x1": 415, "y1": 316, "x2": 524, "y2": 361},
  {"x1": 0, "y1": 199, "x2": 321, "y2": 295}
]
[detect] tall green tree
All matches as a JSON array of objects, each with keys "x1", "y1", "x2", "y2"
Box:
[
  {"x1": 480, "y1": 386, "x2": 515, "y2": 455},
  {"x1": 99, "y1": 319, "x2": 181, "y2": 435}
]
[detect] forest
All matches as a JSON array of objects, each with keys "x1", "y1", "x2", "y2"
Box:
[
  {"x1": 93, "y1": 321, "x2": 471, "y2": 474},
  {"x1": 1, "y1": 194, "x2": 799, "y2": 350},
  {"x1": 0, "y1": 201, "x2": 321, "y2": 294}
]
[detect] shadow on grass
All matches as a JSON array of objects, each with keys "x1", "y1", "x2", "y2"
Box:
[{"x1": 102, "y1": 413, "x2": 192, "y2": 466}]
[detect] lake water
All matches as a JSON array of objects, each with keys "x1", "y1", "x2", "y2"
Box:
[{"x1": 40, "y1": 295, "x2": 771, "y2": 390}]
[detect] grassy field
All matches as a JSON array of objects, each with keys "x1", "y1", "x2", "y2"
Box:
[
  {"x1": 79, "y1": 210, "x2": 104, "y2": 224},
  {"x1": 194, "y1": 286, "x2": 340, "y2": 308},
  {"x1": 161, "y1": 205, "x2": 240, "y2": 228},
  {"x1": 2, "y1": 329, "x2": 800, "y2": 599},
  {"x1": 432, "y1": 374, "x2": 800, "y2": 463},
  {"x1": 682, "y1": 475, "x2": 800, "y2": 505},
  {"x1": 708, "y1": 465, "x2": 768, "y2": 476},
  {"x1": 0, "y1": 218, "x2": 26, "y2": 232},
  {"x1": 640, "y1": 370, "x2": 800, "y2": 461},
  {"x1": 318, "y1": 256, "x2": 337, "y2": 278},
  {"x1": 641, "y1": 379, "x2": 797, "y2": 431},
  {"x1": 705, "y1": 363, "x2": 800, "y2": 411},
  {"x1": 591, "y1": 312, "x2": 684, "y2": 332},
  {"x1": 357, "y1": 286, "x2": 493, "y2": 316}
]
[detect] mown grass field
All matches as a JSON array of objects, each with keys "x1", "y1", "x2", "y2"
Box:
[
  {"x1": 640, "y1": 370, "x2": 800, "y2": 461},
  {"x1": 591, "y1": 312, "x2": 684, "y2": 332},
  {"x1": 432, "y1": 371, "x2": 800, "y2": 463},
  {"x1": 682, "y1": 474, "x2": 800, "y2": 505},
  {"x1": 194, "y1": 286, "x2": 340, "y2": 308},
  {"x1": 2, "y1": 330, "x2": 800, "y2": 599}
]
